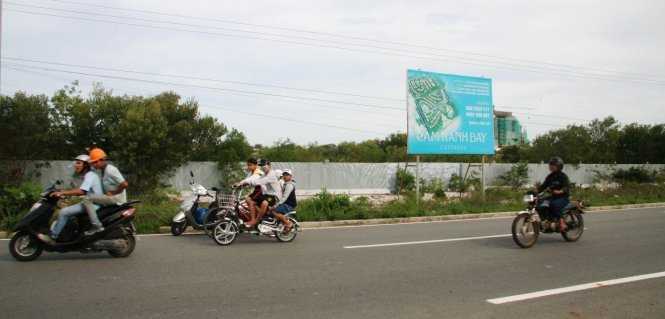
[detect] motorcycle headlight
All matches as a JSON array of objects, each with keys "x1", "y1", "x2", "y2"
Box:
[{"x1": 523, "y1": 194, "x2": 534, "y2": 203}]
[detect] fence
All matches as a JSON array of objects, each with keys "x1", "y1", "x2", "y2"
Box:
[{"x1": 23, "y1": 161, "x2": 665, "y2": 195}]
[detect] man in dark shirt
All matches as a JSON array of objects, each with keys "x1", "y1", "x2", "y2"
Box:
[{"x1": 537, "y1": 157, "x2": 571, "y2": 231}]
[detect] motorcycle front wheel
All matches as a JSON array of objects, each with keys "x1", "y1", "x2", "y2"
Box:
[
  {"x1": 9, "y1": 231, "x2": 43, "y2": 262},
  {"x1": 512, "y1": 213, "x2": 540, "y2": 248},
  {"x1": 212, "y1": 220, "x2": 239, "y2": 246},
  {"x1": 561, "y1": 211, "x2": 584, "y2": 242}
]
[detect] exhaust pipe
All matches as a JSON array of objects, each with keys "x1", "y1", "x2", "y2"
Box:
[{"x1": 92, "y1": 239, "x2": 127, "y2": 251}]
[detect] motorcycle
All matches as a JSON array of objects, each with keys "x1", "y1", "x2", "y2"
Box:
[
  {"x1": 9, "y1": 180, "x2": 139, "y2": 261},
  {"x1": 210, "y1": 188, "x2": 300, "y2": 246},
  {"x1": 170, "y1": 171, "x2": 221, "y2": 236},
  {"x1": 511, "y1": 189, "x2": 585, "y2": 248}
]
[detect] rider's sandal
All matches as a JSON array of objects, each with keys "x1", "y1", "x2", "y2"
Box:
[{"x1": 282, "y1": 224, "x2": 293, "y2": 234}]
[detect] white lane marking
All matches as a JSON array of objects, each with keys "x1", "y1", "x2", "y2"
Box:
[
  {"x1": 487, "y1": 271, "x2": 665, "y2": 304},
  {"x1": 343, "y1": 234, "x2": 511, "y2": 249}
]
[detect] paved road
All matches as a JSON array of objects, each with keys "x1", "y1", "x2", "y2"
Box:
[{"x1": 1, "y1": 207, "x2": 664, "y2": 318}]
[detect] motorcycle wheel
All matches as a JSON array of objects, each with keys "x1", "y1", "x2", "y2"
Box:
[
  {"x1": 212, "y1": 220, "x2": 239, "y2": 246},
  {"x1": 512, "y1": 213, "x2": 540, "y2": 248},
  {"x1": 108, "y1": 234, "x2": 136, "y2": 258},
  {"x1": 275, "y1": 217, "x2": 299, "y2": 242},
  {"x1": 561, "y1": 211, "x2": 584, "y2": 242},
  {"x1": 170, "y1": 221, "x2": 187, "y2": 236},
  {"x1": 9, "y1": 231, "x2": 43, "y2": 262}
]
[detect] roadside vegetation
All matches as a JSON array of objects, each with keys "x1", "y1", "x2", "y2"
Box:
[{"x1": 3, "y1": 86, "x2": 665, "y2": 233}]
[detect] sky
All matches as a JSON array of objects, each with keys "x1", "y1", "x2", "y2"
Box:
[{"x1": 3, "y1": 0, "x2": 665, "y2": 146}]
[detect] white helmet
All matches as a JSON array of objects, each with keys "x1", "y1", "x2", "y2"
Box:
[{"x1": 74, "y1": 154, "x2": 90, "y2": 163}]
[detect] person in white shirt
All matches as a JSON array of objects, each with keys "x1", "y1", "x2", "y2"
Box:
[{"x1": 234, "y1": 159, "x2": 282, "y2": 228}]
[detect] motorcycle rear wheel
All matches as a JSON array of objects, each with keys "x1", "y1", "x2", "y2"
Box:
[
  {"x1": 9, "y1": 231, "x2": 43, "y2": 262},
  {"x1": 275, "y1": 217, "x2": 299, "y2": 242},
  {"x1": 512, "y1": 213, "x2": 540, "y2": 248},
  {"x1": 108, "y1": 234, "x2": 136, "y2": 258},
  {"x1": 561, "y1": 211, "x2": 584, "y2": 242}
]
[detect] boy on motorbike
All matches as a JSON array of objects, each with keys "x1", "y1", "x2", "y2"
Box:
[
  {"x1": 273, "y1": 169, "x2": 296, "y2": 233},
  {"x1": 36, "y1": 155, "x2": 103, "y2": 244},
  {"x1": 537, "y1": 157, "x2": 571, "y2": 231},
  {"x1": 234, "y1": 159, "x2": 282, "y2": 228},
  {"x1": 236, "y1": 158, "x2": 263, "y2": 225},
  {"x1": 82, "y1": 148, "x2": 129, "y2": 235}
]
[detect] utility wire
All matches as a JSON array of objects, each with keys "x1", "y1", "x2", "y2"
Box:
[
  {"x1": 2, "y1": 61, "x2": 405, "y2": 110},
  {"x1": 40, "y1": 0, "x2": 664, "y2": 81},
  {"x1": 8, "y1": 57, "x2": 588, "y2": 123},
  {"x1": 4, "y1": 64, "x2": 406, "y2": 130},
  {"x1": 3, "y1": 56, "x2": 404, "y2": 102},
  {"x1": 11, "y1": 1, "x2": 656, "y2": 83},
  {"x1": 5, "y1": 6, "x2": 665, "y2": 86},
  {"x1": 3, "y1": 62, "x2": 586, "y2": 129}
]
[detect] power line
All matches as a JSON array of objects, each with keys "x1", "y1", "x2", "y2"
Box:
[
  {"x1": 40, "y1": 0, "x2": 665, "y2": 81},
  {"x1": 5, "y1": 57, "x2": 605, "y2": 124},
  {"x1": 4, "y1": 63, "x2": 589, "y2": 131},
  {"x1": 5, "y1": 6, "x2": 665, "y2": 86},
  {"x1": 2, "y1": 61, "x2": 405, "y2": 111},
  {"x1": 4, "y1": 56, "x2": 404, "y2": 102},
  {"x1": 3, "y1": 64, "x2": 406, "y2": 131}
]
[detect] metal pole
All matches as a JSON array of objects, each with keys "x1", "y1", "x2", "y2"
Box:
[
  {"x1": 1, "y1": 0, "x2": 3, "y2": 95},
  {"x1": 481, "y1": 155, "x2": 486, "y2": 201},
  {"x1": 415, "y1": 155, "x2": 420, "y2": 208}
]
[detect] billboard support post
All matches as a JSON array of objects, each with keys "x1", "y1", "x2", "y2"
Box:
[
  {"x1": 481, "y1": 156, "x2": 486, "y2": 201},
  {"x1": 415, "y1": 156, "x2": 421, "y2": 209}
]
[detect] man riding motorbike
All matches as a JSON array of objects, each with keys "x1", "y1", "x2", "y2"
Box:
[
  {"x1": 82, "y1": 148, "x2": 129, "y2": 235},
  {"x1": 36, "y1": 155, "x2": 103, "y2": 244},
  {"x1": 537, "y1": 157, "x2": 571, "y2": 231},
  {"x1": 234, "y1": 159, "x2": 282, "y2": 228},
  {"x1": 273, "y1": 169, "x2": 296, "y2": 233}
]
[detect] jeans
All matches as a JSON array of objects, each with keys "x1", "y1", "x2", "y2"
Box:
[
  {"x1": 52, "y1": 203, "x2": 85, "y2": 238},
  {"x1": 548, "y1": 197, "x2": 570, "y2": 219},
  {"x1": 83, "y1": 195, "x2": 122, "y2": 227}
]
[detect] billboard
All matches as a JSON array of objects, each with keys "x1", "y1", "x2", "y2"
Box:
[{"x1": 407, "y1": 69, "x2": 494, "y2": 155}]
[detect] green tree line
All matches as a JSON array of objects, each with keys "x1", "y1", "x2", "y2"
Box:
[
  {"x1": 2, "y1": 85, "x2": 664, "y2": 193},
  {"x1": 0, "y1": 84, "x2": 252, "y2": 191}
]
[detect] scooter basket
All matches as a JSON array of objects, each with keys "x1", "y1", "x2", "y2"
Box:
[{"x1": 217, "y1": 194, "x2": 236, "y2": 209}]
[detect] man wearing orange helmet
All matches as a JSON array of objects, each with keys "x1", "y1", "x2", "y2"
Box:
[{"x1": 82, "y1": 147, "x2": 129, "y2": 235}]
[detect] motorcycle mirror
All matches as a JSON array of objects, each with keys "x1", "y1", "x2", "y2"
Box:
[
  {"x1": 190, "y1": 171, "x2": 194, "y2": 178},
  {"x1": 56, "y1": 180, "x2": 63, "y2": 185}
]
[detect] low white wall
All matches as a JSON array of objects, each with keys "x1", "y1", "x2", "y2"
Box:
[{"x1": 23, "y1": 161, "x2": 665, "y2": 195}]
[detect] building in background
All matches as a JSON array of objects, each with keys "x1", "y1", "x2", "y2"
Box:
[{"x1": 494, "y1": 110, "x2": 528, "y2": 147}]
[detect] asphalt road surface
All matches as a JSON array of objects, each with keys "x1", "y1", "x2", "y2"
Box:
[{"x1": 1, "y1": 207, "x2": 664, "y2": 319}]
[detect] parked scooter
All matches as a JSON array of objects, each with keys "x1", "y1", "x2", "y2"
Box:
[
  {"x1": 170, "y1": 171, "x2": 220, "y2": 236},
  {"x1": 9, "y1": 181, "x2": 139, "y2": 261}
]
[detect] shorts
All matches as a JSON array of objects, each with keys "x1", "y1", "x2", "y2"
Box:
[
  {"x1": 274, "y1": 203, "x2": 294, "y2": 215},
  {"x1": 254, "y1": 194, "x2": 278, "y2": 207}
]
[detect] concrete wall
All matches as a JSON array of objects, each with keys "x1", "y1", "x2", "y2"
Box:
[{"x1": 24, "y1": 161, "x2": 665, "y2": 195}]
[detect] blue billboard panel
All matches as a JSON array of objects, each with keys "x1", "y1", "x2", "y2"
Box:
[{"x1": 407, "y1": 70, "x2": 494, "y2": 155}]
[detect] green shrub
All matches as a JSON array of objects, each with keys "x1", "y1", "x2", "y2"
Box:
[
  {"x1": 497, "y1": 162, "x2": 529, "y2": 189},
  {"x1": 395, "y1": 168, "x2": 415, "y2": 194},
  {"x1": 424, "y1": 178, "x2": 447, "y2": 199},
  {"x1": 612, "y1": 167, "x2": 655, "y2": 184},
  {"x1": 297, "y1": 189, "x2": 373, "y2": 221},
  {"x1": 0, "y1": 182, "x2": 43, "y2": 230},
  {"x1": 448, "y1": 172, "x2": 480, "y2": 192}
]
